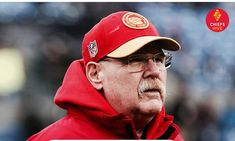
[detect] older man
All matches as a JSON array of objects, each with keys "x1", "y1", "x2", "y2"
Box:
[{"x1": 28, "y1": 11, "x2": 184, "y2": 140}]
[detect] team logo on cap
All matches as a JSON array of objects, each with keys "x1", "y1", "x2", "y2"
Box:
[
  {"x1": 122, "y1": 12, "x2": 149, "y2": 29},
  {"x1": 88, "y1": 40, "x2": 98, "y2": 58}
]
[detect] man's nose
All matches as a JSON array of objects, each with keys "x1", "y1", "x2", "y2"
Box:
[{"x1": 143, "y1": 59, "x2": 161, "y2": 78}]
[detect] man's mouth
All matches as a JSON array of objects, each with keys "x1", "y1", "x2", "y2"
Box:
[
  {"x1": 138, "y1": 78, "x2": 164, "y2": 100},
  {"x1": 140, "y1": 88, "x2": 161, "y2": 99},
  {"x1": 143, "y1": 88, "x2": 160, "y2": 93}
]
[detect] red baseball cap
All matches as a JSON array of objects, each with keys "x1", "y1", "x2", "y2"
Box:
[{"x1": 82, "y1": 11, "x2": 181, "y2": 65}]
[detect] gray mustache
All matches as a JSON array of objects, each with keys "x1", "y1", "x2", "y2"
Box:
[{"x1": 138, "y1": 78, "x2": 163, "y2": 94}]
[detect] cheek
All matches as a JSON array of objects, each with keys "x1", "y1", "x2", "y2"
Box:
[
  {"x1": 103, "y1": 72, "x2": 139, "y2": 97},
  {"x1": 102, "y1": 70, "x2": 141, "y2": 109}
]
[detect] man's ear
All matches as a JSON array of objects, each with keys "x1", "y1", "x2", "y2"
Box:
[{"x1": 86, "y1": 62, "x2": 103, "y2": 90}]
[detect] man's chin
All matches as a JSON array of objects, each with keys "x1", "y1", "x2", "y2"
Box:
[{"x1": 140, "y1": 100, "x2": 163, "y2": 114}]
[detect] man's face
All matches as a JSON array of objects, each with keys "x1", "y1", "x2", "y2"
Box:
[{"x1": 99, "y1": 45, "x2": 167, "y2": 118}]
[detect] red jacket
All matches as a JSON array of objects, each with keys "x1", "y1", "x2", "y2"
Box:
[{"x1": 27, "y1": 59, "x2": 184, "y2": 140}]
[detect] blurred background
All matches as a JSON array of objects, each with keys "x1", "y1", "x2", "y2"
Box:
[{"x1": 0, "y1": 2, "x2": 235, "y2": 141}]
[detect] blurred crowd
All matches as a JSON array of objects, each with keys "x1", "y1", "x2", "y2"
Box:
[{"x1": 0, "y1": 2, "x2": 235, "y2": 141}]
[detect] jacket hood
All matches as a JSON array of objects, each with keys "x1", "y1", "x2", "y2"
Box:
[{"x1": 54, "y1": 59, "x2": 119, "y2": 117}]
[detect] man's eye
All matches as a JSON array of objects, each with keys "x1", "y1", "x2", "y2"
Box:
[{"x1": 154, "y1": 57, "x2": 165, "y2": 63}]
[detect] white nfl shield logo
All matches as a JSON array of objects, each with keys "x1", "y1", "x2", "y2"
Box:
[{"x1": 88, "y1": 40, "x2": 98, "y2": 58}]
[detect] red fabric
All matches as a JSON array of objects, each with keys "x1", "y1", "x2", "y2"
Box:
[
  {"x1": 27, "y1": 59, "x2": 184, "y2": 140},
  {"x1": 174, "y1": 134, "x2": 185, "y2": 141}
]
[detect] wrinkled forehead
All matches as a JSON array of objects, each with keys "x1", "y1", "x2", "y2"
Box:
[{"x1": 132, "y1": 41, "x2": 164, "y2": 55}]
